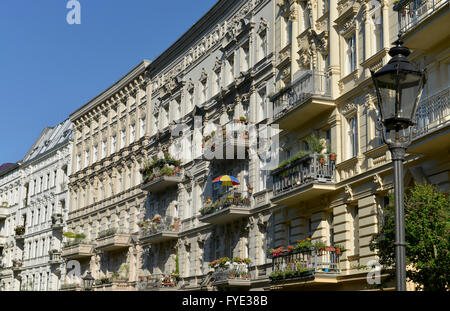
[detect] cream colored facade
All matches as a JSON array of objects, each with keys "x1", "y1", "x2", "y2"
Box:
[
  {"x1": 2, "y1": 0, "x2": 446, "y2": 292},
  {"x1": 267, "y1": 0, "x2": 449, "y2": 290},
  {"x1": 65, "y1": 61, "x2": 151, "y2": 290}
]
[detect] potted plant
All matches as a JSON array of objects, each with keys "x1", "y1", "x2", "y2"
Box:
[
  {"x1": 318, "y1": 154, "x2": 325, "y2": 163},
  {"x1": 329, "y1": 152, "x2": 336, "y2": 161},
  {"x1": 334, "y1": 244, "x2": 345, "y2": 255}
]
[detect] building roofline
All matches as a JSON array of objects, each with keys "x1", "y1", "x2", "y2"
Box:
[
  {"x1": 70, "y1": 59, "x2": 151, "y2": 121},
  {"x1": 147, "y1": 0, "x2": 240, "y2": 76}
]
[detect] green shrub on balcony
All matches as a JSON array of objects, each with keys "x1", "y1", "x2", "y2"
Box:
[
  {"x1": 14, "y1": 225, "x2": 25, "y2": 236},
  {"x1": 97, "y1": 228, "x2": 118, "y2": 239}
]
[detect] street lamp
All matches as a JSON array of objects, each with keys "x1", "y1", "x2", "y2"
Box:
[
  {"x1": 370, "y1": 38, "x2": 426, "y2": 291},
  {"x1": 82, "y1": 271, "x2": 95, "y2": 291}
]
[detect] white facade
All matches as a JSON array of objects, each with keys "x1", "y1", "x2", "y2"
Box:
[{"x1": 0, "y1": 119, "x2": 73, "y2": 291}]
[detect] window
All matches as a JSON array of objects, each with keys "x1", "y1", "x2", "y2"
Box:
[
  {"x1": 139, "y1": 117, "x2": 146, "y2": 138},
  {"x1": 214, "y1": 70, "x2": 221, "y2": 95},
  {"x1": 227, "y1": 55, "x2": 234, "y2": 85},
  {"x1": 129, "y1": 124, "x2": 135, "y2": 143},
  {"x1": 370, "y1": 2, "x2": 383, "y2": 56},
  {"x1": 345, "y1": 35, "x2": 356, "y2": 75},
  {"x1": 200, "y1": 79, "x2": 208, "y2": 104},
  {"x1": 120, "y1": 129, "x2": 126, "y2": 149},
  {"x1": 93, "y1": 145, "x2": 98, "y2": 163},
  {"x1": 347, "y1": 116, "x2": 358, "y2": 159},
  {"x1": 101, "y1": 140, "x2": 107, "y2": 159},
  {"x1": 187, "y1": 89, "x2": 194, "y2": 112},
  {"x1": 84, "y1": 150, "x2": 90, "y2": 168},
  {"x1": 111, "y1": 136, "x2": 116, "y2": 154},
  {"x1": 53, "y1": 170, "x2": 57, "y2": 187},
  {"x1": 326, "y1": 129, "x2": 332, "y2": 153},
  {"x1": 258, "y1": 30, "x2": 267, "y2": 61},
  {"x1": 240, "y1": 42, "x2": 250, "y2": 72},
  {"x1": 283, "y1": 16, "x2": 291, "y2": 46},
  {"x1": 307, "y1": 217, "x2": 313, "y2": 239},
  {"x1": 257, "y1": 87, "x2": 267, "y2": 122}
]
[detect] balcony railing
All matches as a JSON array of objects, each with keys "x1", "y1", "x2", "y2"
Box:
[
  {"x1": 270, "y1": 248, "x2": 340, "y2": 282},
  {"x1": 62, "y1": 240, "x2": 95, "y2": 259},
  {"x1": 51, "y1": 214, "x2": 64, "y2": 230},
  {"x1": 212, "y1": 263, "x2": 251, "y2": 285},
  {"x1": 49, "y1": 250, "x2": 62, "y2": 264},
  {"x1": 396, "y1": 0, "x2": 448, "y2": 33},
  {"x1": 139, "y1": 216, "x2": 180, "y2": 243},
  {"x1": 272, "y1": 153, "x2": 336, "y2": 198},
  {"x1": 272, "y1": 70, "x2": 331, "y2": 121},
  {"x1": 96, "y1": 229, "x2": 131, "y2": 251},
  {"x1": 199, "y1": 190, "x2": 251, "y2": 224},
  {"x1": 138, "y1": 274, "x2": 179, "y2": 290},
  {"x1": 413, "y1": 87, "x2": 450, "y2": 138}
]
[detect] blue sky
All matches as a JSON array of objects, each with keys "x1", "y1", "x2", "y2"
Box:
[{"x1": 0, "y1": 0, "x2": 215, "y2": 164}]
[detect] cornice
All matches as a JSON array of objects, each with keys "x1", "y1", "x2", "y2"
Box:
[{"x1": 70, "y1": 60, "x2": 151, "y2": 122}]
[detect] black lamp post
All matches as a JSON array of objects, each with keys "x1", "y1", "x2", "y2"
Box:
[
  {"x1": 370, "y1": 38, "x2": 426, "y2": 291},
  {"x1": 82, "y1": 271, "x2": 95, "y2": 291}
]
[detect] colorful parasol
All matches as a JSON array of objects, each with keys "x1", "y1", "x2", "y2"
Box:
[{"x1": 212, "y1": 175, "x2": 240, "y2": 186}]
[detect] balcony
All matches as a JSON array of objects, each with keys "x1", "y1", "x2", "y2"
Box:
[
  {"x1": 62, "y1": 240, "x2": 95, "y2": 260},
  {"x1": 51, "y1": 214, "x2": 64, "y2": 230},
  {"x1": 96, "y1": 229, "x2": 131, "y2": 252},
  {"x1": 211, "y1": 259, "x2": 252, "y2": 288},
  {"x1": 395, "y1": 0, "x2": 449, "y2": 50},
  {"x1": 408, "y1": 87, "x2": 450, "y2": 155},
  {"x1": 14, "y1": 226, "x2": 25, "y2": 242},
  {"x1": 269, "y1": 247, "x2": 341, "y2": 288},
  {"x1": 271, "y1": 70, "x2": 333, "y2": 130},
  {"x1": 202, "y1": 123, "x2": 249, "y2": 161},
  {"x1": 199, "y1": 190, "x2": 251, "y2": 225},
  {"x1": 49, "y1": 250, "x2": 63, "y2": 265},
  {"x1": 139, "y1": 216, "x2": 180, "y2": 244},
  {"x1": 137, "y1": 274, "x2": 180, "y2": 291},
  {"x1": 0, "y1": 202, "x2": 7, "y2": 219},
  {"x1": 271, "y1": 153, "x2": 336, "y2": 207},
  {"x1": 140, "y1": 155, "x2": 183, "y2": 193},
  {"x1": 11, "y1": 259, "x2": 24, "y2": 272}
]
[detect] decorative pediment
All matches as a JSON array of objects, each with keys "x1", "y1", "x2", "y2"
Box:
[{"x1": 341, "y1": 102, "x2": 357, "y2": 116}]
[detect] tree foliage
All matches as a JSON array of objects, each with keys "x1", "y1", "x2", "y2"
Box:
[{"x1": 370, "y1": 182, "x2": 450, "y2": 291}]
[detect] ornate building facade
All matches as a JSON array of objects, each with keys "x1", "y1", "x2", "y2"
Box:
[
  {"x1": 0, "y1": 119, "x2": 73, "y2": 291},
  {"x1": 64, "y1": 61, "x2": 151, "y2": 290},
  {"x1": 137, "y1": 0, "x2": 276, "y2": 291},
  {"x1": 0, "y1": 163, "x2": 21, "y2": 291},
  {"x1": 266, "y1": 0, "x2": 449, "y2": 290},
  {"x1": 1, "y1": 0, "x2": 448, "y2": 292}
]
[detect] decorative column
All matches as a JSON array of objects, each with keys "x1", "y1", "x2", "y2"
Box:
[
  {"x1": 290, "y1": 5, "x2": 299, "y2": 80},
  {"x1": 363, "y1": 2, "x2": 371, "y2": 78},
  {"x1": 381, "y1": 0, "x2": 390, "y2": 50},
  {"x1": 328, "y1": 0, "x2": 340, "y2": 98}
]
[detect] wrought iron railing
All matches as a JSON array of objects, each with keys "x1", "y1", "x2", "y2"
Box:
[
  {"x1": 212, "y1": 263, "x2": 251, "y2": 282},
  {"x1": 200, "y1": 189, "x2": 251, "y2": 216},
  {"x1": 272, "y1": 153, "x2": 336, "y2": 197},
  {"x1": 270, "y1": 248, "x2": 340, "y2": 281},
  {"x1": 272, "y1": 70, "x2": 331, "y2": 120},
  {"x1": 140, "y1": 216, "x2": 180, "y2": 238},
  {"x1": 413, "y1": 87, "x2": 450, "y2": 138},
  {"x1": 396, "y1": 0, "x2": 448, "y2": 34},
  {"x1": 138, "y1": 273, "x2": 179, "y2": 289}
]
